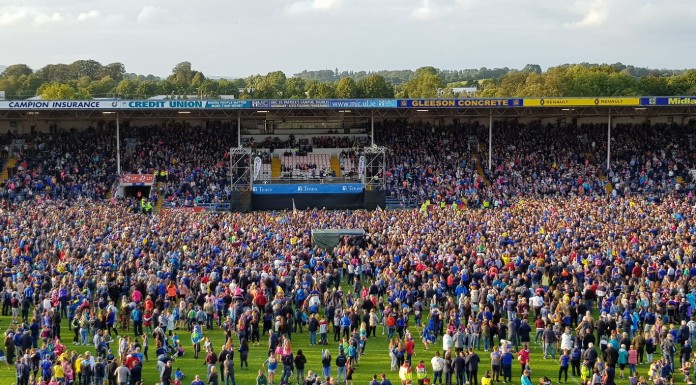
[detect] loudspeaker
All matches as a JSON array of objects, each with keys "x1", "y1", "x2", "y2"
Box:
[
  {"x1": 230, "y1": 191, "x2": 252, "y2": 212},
  {"x1": 364, "y1": 189, "x2": 385, "y2": 210}
]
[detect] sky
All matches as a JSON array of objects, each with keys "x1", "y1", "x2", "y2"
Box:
[{"x1": 0, "y1": 0, "x2": 695, "y2": 78}]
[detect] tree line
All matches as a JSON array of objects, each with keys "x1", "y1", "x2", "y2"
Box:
[{"x1": 1, "y1": 60, "x2": 695, "y2": 100}]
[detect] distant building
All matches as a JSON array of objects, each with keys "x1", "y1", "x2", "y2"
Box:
[{"x1": 450, "y1": 87, "x2": 477, "y2": 94}]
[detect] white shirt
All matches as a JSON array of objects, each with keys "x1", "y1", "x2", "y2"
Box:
[
  {"x1": 431, "y1": 356, "x2": 445, "y2": 372},
  {"x1": 443, "y1": 334, "x2": 453, "y2": 352},
  {"x1": 561, "y1": 332, "x2": 573, "y2": 351},
  {"x1": 531, "y1": 296, "x2": 544, "y2": 308},
  {"x1": 43, "y1": 298, "x2": 53, "y2": 312}
]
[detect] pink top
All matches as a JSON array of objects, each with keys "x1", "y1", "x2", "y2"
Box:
[
  {"x1": 517, "y1": 349, "x2": 530, "y2": 364},
  {"x1": 628, "y1": 350, "x2": 638, "y2": 365}
]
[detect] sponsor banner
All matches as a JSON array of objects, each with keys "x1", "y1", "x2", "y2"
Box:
[
  {"x1": 203, "y1": 100, "x2": 251, "y2": 108},
  {"x1": 398, "y1": 99, "x2": 523, "y2": 108},
  {"x1": 328, "y1": 99, "x2": 398, "y2": 108},
  {"x1": 641, "y1": 96, "x2": 696, "y2": 106},
  {"x1": 121, "y1": 174, "x2": 155, "y2": 185},
  {"x1": 0, "y1": 100, "x2": 115, "y2": 110},
  {"x1": 524, "y1": 97, "x2": 640, "y2": 107},
  {"x1": 253, "y1": 156, "x2": 262, "y2": 181},
  {"x1": 7, "y1": 97, "x2": 693, "y2": 110},
  {"x1": 160, "y1": 207, "x2": 207, "y2": 214},
  {"x1": 0, "y1": 98, "x2": 394, "y2": 110},
  {"x1": 252, "y1": 183, "x2": 364, "y2": 195},
  {"x1": 248, "y1": 99, "x2": 397, "y2": 109},
  {"x1": 358, "y1": 155, "x2": 366, "y2": 178}
]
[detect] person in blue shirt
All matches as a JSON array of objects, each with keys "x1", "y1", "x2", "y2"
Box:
[
  {"x1": 559, "y1": 349, "x2": 570, "y2": 383},
  {"x1": 190, "y1": 374, "x2": 204, "y2": 385},
  {"x1": 501, "y1": 349, "x2": 514, "y2": 383},
  {"x1": 521, "y1": 369, "x2": 533, "y2": 385},
  {"x1": 380, "y1": 373, "x2": 393, "y2": 385},
  {"x1": 341, "y1": 313, "x2": 351, "y2": 340}
]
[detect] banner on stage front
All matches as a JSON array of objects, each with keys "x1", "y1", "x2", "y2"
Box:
[{"x1": 252, "y1": 183, "x2": 364, "y2": 195}]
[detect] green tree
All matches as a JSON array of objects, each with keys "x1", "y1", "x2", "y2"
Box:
[
  {"x1": 198, "y1": 79, "x2": 219, "y2": 98},
  {"x1": 1, "y1": 64, "x2": 33, "y2": 78},
  {"x1": 399, "y1": 67, "x2": 442, "y2": 98},
  {"x1": 304, "y1": 80, "x2": 336, "y2": 98},
  {"x1": 284, "y1": 77, "x2": 307, "y2": 99},
  {"x1": 36, "y1": 64, "x2": 72, "y2": 83},
  {"x1": 134, "y1": 81, "x2": 160, "y2": 99},
  {"x1": 521, "y1": 64, "x2": 542, "y2": 74},
  {"x1": 69, "y1": 59, "x2": 103, "y2": 80},
  {"x1": 356, "y1": 74, "x2": 394, "y2": 98},
  {"x1": 168, "y1": 61, "x2": 203, "y2": 92},
  {"x1": 90, "y1": 76, "x2": 117, "y2": 97},
  {"x1": 335, "y1": 77, "x2": 358, "y2": 98},
  {"x1": 100, "y1": 62, "x2": 126, "y2": 82},
  {"x1": 216, "y1": 78, "x2": 243, "y2": 98},
  {"x1": 114, "y1": 79, "x2": 140, "y2": 98},
  {"x1": 38, "y1": 82, "x2": 79, "y2": 99}
]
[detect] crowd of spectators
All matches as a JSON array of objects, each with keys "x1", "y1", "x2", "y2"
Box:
[
  {"x1": 0, "y1": 128, "x2": 118, "y2": 202},
  {"x1": 376, "y1": 120, "x2": 696, "y2": 208},
  {"x1": 0, "y1": 120, "x2": 694, "y2": 210},
  {"x1": 1, "y1": 118, "x2": 696, "y2": 385},
  {"x1": 3, "y1": 192, "x2": 696, "y2": 385},
  {"x1": 120, "y1": 121, "x2": 237, "y2": 207}
]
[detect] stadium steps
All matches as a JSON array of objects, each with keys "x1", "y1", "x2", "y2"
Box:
[
  {"x1": 271, "y1": 158, "x2": 281, "y2": 178},
  {"x1": 330, "y1": 155, "x2": 342, "y2": 177},
  {"x1": 154, "y1": 182, "x2": 165, "y2": 212},
  {"x1": 605, "y1": 182, "x2": 613, "y2": 195},
  {"x1": 598, "y1": 170, "x2": 607, "y2": 182},
  {"x1": 154, "y1": 194, "x2": 164, "y2": 212},
  {"x1": 473, "y1": 149, "x2": 490, "y2": 187},
  {"x1": 0, "y1": 158, "x2": 17, "y2": 183}
]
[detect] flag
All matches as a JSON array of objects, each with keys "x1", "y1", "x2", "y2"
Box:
[
  {"x1": 376, "y1": 205, "x2": 382, "y2": 212},
  {"x1": 292, "y1": 198, "x2": 297, "y2": 213}
]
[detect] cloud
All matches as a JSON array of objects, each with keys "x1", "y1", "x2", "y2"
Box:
[
  {"x1": 565, "y1": 0, "x2": 609, "y2": 28},
  {"x1": 137, "y1": 5, "x2": 159, "y2": 23},
  {"x1": 285, "y1": 0, "x2": 342, "y2": 15},
  {"x1": 410, "y1": 0, "x2": 433, "y2": 20},
  {"x1": 33, "y1": 12, "x2": 63, "y2": 25},
  {"x1": 77, "y1": 10, "x2": 100, "y2": 22},
  {"x1": 0, "y1": 10, "x2": 28, "y2": 26},
  {"x1": 408, "y1": 0, "x2": 476, "y2": 21}
]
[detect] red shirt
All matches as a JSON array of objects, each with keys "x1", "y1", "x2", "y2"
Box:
[{"x1": 405, "y1": 339, "x2": 415, "y2": 355}]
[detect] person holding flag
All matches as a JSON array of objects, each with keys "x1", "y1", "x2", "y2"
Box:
[{"x1": 192, "y1": 323, "x2": 204, "y2": 359}]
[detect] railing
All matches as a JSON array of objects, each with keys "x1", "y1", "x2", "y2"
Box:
[
  {"x1": 161, "y1": 201, "x2": 231, "y2": 212},
  {"x1": 255, "y1": 176, "x2": 362, "y2": 184},
  {"x1": 385, "y1": 195, "x2": 419, "y2": 210}
]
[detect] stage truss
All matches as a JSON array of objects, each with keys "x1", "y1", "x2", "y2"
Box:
[
  {"x1": 362, "y1": 145, "x2": 387, "y2": 191},
  {"x1": 229, "y1": 147, "x2": 253, "y2": 192}
]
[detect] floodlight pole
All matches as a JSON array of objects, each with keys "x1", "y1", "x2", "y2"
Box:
[
  {"x1": 607, "y1": 113, "x2": 612, "y2": 170},
  {"x1": 488, "y1": 112, "x2": 493, "y2": 171},
  {"x1": 237, "y1": 113, "x2": 242, "y2": 148},
  {"x1": 371, "y1": 110, "x2": 375, "y2": 146},
  {"x1": 116, "y1": 113, "x2": 121, "y2": 175}
]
